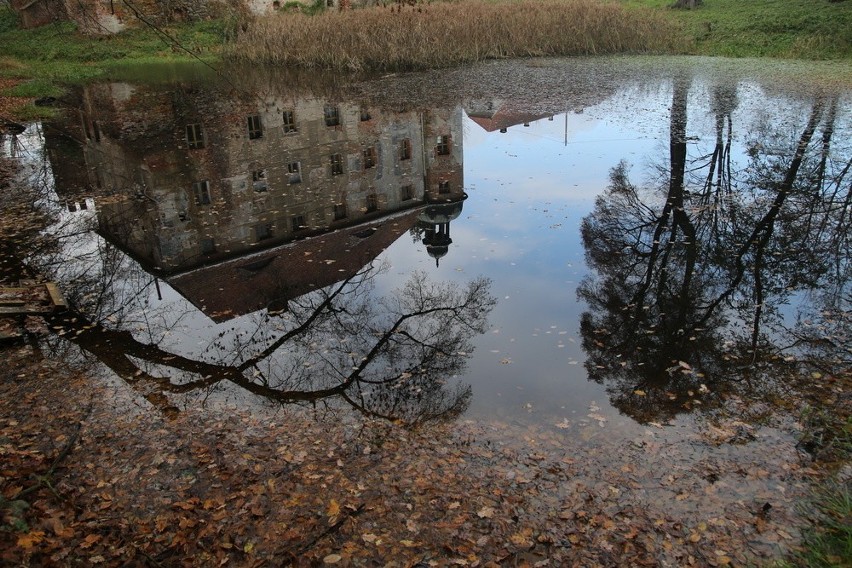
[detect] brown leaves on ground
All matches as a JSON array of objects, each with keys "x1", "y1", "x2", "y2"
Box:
[
  {"x1": 0, "y1": 341, "x2": 833, "y2": 567},
  {"x1": 0, "y1": 79, "x2": 30, "y2": 123}
]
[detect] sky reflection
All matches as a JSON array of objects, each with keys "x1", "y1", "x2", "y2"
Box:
[{"x1": 5, "y1": 59, "x2": 849, "y2": 434}]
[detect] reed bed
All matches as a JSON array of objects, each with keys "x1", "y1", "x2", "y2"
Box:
[{"x1": 227, "y1": 0, "x2": 684, "y2": 71}]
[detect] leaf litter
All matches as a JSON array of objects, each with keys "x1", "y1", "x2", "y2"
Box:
[{"x1": 1, "y1": 340, "x2": 840, "y2": 567}]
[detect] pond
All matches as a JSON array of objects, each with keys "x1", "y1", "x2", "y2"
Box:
[
  {"x1": 2, "y1": 56, "x2": 851, "y2": 565},
  {"x1": 3, "y1": 57, "x2": 850, "y2": 435}
]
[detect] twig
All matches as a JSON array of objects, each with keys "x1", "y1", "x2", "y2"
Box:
[
  {"x1": 16, "y1": 402, "x2": 93, "y2": 500},
  {"x1": 134, "y1": 545, "x2": 166, "y2": 568},
  {"x1": 289, "y1": 503, "x2": 366, "y2": 558}
]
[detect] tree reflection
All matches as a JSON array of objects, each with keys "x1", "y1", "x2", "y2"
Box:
[
  {"x1": 3, "y1": 135, "x2": 493, "y2": 426},
  {"x1": 1, "y1": 126, "x2": 79, "y2": 281},
  {"x1": 579, "y1": 79, "x2": 850, "y2": 423},
  {"x1": 43, "y1": 262, "x2": 494, "y2": 426},
  {"x1": 2, "y1": 95, "x2": 494, "y2": 429}
]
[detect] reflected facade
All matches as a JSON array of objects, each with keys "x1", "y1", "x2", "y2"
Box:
[{"x1": 46, "y1": 83, "x2": 467, "y2": 320}]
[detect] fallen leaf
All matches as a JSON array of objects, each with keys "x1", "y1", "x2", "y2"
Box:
[
  {"x1": 510, "y1": 530, "x2": 533, "y2": 547},
  {"x1": 477, "y1": 506, "x2": 495, "y2": 518},
  {"x1": 327, "y1": 499, "x2": 340, "y2": 518},
  {"x1": 16, "y1": 531, "x2": 45, "y2": 549},
  {"x1": 81, "y1": 533, "x2": 102, "y2": 548}
]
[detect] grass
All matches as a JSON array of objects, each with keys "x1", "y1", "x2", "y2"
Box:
[
  {"x1": 625, "y1": 0, "x2": 852, "y2": 59},
  {"x1": 1, "y1": 102, "x2": 57, "y2": 122},
  {"x1": 791, "y1": 482, "x2": 852, "y2": 568},
  {"x1": 798, "y1": 407, "x2": 852, "y2": 467},
  {"x1": 0, "y1": 5, "x2": 228, "y2": 122},
  {"x1": 0, "y1": 7, "x2": 229, "y2": 86},
  {"x1": 0, "y1": 6, "x2": 229, "y2": 120},
  {"x1": 1, "y1": 0, "x2": 850, "y2": 121},
  {"x1": 781, "y1": 377, "x2": 852, "y2": 568},
  {"x1": 0, "y1": 0, "x2": 848, "y2": 83},
  {"x1": 1, "y1": 79, "x2": 64, "y2": 99},
  {"x1": 226, "y1": 0, "x2": 684, "y2": 71}
]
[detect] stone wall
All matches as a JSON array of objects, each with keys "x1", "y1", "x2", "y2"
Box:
[
  {"x1": 11, "y1": 0, "x2": 254, "y2": 33},
  {"x1": 10, "y1": 0, "x2": 68, "y2": 28},
  {"x1": 71, "y1": 0, "x2": 251, "y2": 34}
]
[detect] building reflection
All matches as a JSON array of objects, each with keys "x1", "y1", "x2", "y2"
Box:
[
  {"x1": 418, "y1": 197, "x2": 467, "y2": 268},
  {"x1": 465, "y1": 99, "x2": 554, "y2": 134},
  {"x1": 47, "y1": 83, "x2": 468, "y2": 321}
]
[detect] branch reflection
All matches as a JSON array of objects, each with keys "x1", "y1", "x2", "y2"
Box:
[
  {"x1": 47, "y1": 264, "x2": 494, "y2": 427},
  {"x1": 579, "y1": 79, "x2": 850, "y2": 423}
]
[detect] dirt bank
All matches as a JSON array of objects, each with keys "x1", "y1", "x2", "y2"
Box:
[{"x1": 2, "y1": 337, "x2": 839, "y2": 566}]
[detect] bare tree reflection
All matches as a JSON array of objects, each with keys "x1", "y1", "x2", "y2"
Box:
[
  {"x1": 579, "y1": 80, "x2": 850, "y2": 423},
  {"x1": 42, "y1": 262, "x2": 494, "y2": 427},
  {"x1": 578, "y1": 75, "x2": 726, "y2": 422},
  {"x1": 2, "y1": 96, "x2": 494, "y2": 429}
]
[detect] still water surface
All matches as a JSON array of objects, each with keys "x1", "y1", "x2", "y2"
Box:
[{"x1": 5, "y1": 57, "x2": 850, "y2": 437}]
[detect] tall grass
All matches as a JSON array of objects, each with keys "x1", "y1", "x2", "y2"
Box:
[{"x1": 227, "y1": 0, "x2": 684, "y2": 71}]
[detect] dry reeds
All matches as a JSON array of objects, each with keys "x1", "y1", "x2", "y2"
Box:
[{"x1": 226, "y1": 0, "x2": 684, "y2": 71}]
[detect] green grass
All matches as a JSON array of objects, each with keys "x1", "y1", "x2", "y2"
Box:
[
  {"x1": 0, "y1": 5, "x2": 229, "y2": 120},
  {"x1": 781, "y1": 382, "x2": 852, "y2": 568},
  {"x1": 624, "y1": 0, "x2": 852, "y2": 59},
  {"x1": 0, "y1": 102, "x2": 56, "y2": 122},
  {"x1": 299, "y1": 0, "x2": 331, "y2": 16},
  {"x1": 0, "y1": 0, "x2": 848, "y2": 85},
  {"x1": 0, "y1": 6, "x2": 229, "y2": 84},
  {"x1": 793, "y1": 481, "x2": 852, "y2": 567},
  {"x1": 0, "y1": 79, "x2": 64, "y2": 99}
]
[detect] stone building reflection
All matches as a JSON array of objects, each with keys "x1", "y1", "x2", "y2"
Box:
[{"x1": 47, "y1": 83, "x2": 467, "y2": 320}]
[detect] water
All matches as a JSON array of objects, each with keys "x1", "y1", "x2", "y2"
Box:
[{"x1": 4, "y1": 57, "x2": 850, "y2": 435}]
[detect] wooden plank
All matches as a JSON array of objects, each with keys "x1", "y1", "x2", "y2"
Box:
[
  {"x1": 45, "y1": 283, "x2": 68, "y2": 310},
  {"x1": 0, "y1": 307, "x2": 55, "y2": 315},
  {"x1": 0, "y1": 282, "x2": 65, "y2": 313},
  {"x1": 0, "y1": 306, "x2": 34, "y2": 315}
]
